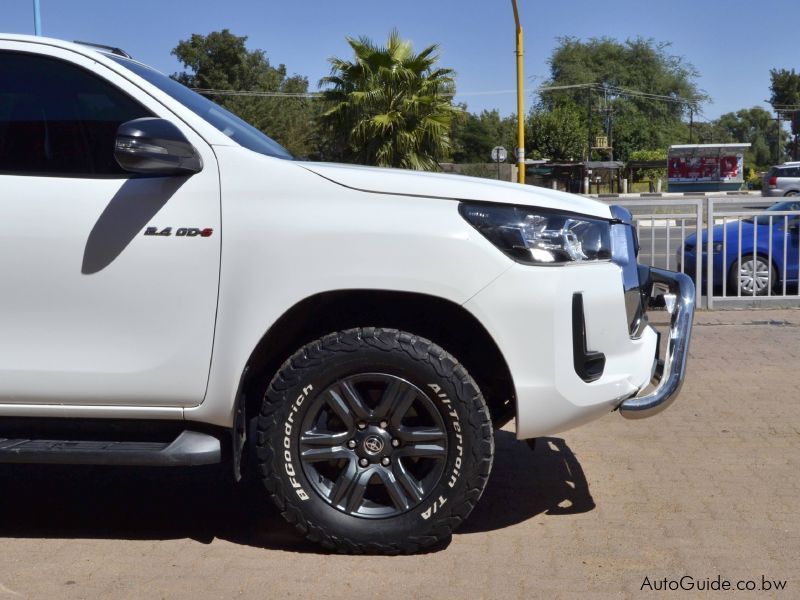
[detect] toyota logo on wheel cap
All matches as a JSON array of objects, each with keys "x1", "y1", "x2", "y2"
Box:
[{"x1": 363, "y1": 436, "x2": 384, "y2": 455}]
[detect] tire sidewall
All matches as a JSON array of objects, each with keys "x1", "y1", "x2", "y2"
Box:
[{"x1": 263, "y1": 338, "x2": 485, "y2": 546}]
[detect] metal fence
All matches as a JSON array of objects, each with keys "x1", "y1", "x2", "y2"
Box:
[
  {"x1": 603, "y1": 198, "x2": 703, "y2": 303},
  {"x1": 704, "y1": 198, "x2": 800, "y2": 308},
  {"x1": 597, "y1": 196, "x2": 800, "y2": 309}
]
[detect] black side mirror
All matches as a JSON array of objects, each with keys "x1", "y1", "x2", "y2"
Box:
[{"x1": 115, "y1": 118, "x2": 202, "y2": 175}]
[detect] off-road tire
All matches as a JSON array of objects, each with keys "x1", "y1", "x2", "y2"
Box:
[{"x1": 254, "y1": 327, "x2": 494, "y2": 554}]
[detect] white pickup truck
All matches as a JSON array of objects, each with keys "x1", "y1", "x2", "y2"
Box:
[{"x1": 0, "y1": 35, "x2": 694, "y2": 553}]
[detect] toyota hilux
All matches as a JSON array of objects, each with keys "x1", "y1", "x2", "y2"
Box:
[{"x1": 0, "y1": 35, "x2": 694, "y2": 553}]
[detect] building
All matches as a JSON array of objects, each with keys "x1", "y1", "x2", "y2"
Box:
[{"x1": 667, "y1": 143, "x2": 751, "y2": 192}]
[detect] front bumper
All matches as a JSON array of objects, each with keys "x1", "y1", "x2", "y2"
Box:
[
  {"x1": 617, "y1": 267, "x2": 695, "y2": 418},
  {"x1": 463, "y1": 205, "x2": 696, "y2": 439}
]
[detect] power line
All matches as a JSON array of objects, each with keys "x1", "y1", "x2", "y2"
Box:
[
  {"x1": 536, "y1": 82, "x2": 597, "y2": 92},
  {"x1": 538, "y1": 81, "x2": 699, "y2": 108},
  {"x1": 192, "y1": 87, "x2": 523, "y2": 98},
  {"x1": 192, "y1": 88, "x2": 317, "y2": 98},
  {"x1": 192, "y1": 82, "x2": 702, "y2": 110}
]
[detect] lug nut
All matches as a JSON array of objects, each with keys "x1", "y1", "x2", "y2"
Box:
[
  {"x1": 391, "y1": 439, "x2": 400, "y2": 448},
  {"x1": 359, "y1": 458, "x2": 369, "y2": 467},
  {"x1": 379, "y1": 420, "x2": 388, "y2": 429},
  {"x1": 381, "y1": 457, "x2": 391, "y2": 466},
  {"x1": 347, "y1": 439, "x2": 357, "y2": 449},
  {"x1": 357, "y1": 421, "x2": 367, "y2": 430}
]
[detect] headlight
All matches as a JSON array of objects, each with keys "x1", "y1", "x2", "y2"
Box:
[{"x1": 459, "y1": 203, "x2": 612, "y2": 264}]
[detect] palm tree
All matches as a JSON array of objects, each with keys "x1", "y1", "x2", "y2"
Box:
[{"x1": 319, "y1": 30, "x2": 462, "y2": 170}]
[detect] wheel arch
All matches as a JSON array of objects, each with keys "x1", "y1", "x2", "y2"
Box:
[{"x1": 240, "y1": 290, "x2": 516, "y2": 432}]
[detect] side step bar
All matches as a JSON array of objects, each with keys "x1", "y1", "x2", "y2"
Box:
[{"x1": 0, "y1": 430, "x2": 221, "y2": 466}]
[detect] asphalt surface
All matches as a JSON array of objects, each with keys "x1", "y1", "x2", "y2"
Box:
[
  {"x1": 636, "y1": 224, "x2": 695, "y2": 271},
  {"x1": 0, "y1": 309, "x2": 798, "y2": 598}
]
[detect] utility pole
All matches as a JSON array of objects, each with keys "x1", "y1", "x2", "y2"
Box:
[
  {"x1": 33, "y1": 0, "x2": 42, "y2": 35},
  {"x1": 511, "y1": 0, "x2": 525, "y2": 184},
  {"x1": 601, "y1": 85, "x2": 614, "y2": 162},
  {"x1": 587, "y1": 88, "x2": 592, "y2": 160},
  {"x1": 688, "y1": 107, "x2": 694, "y2": 144},
  {"x1": 608, "y1": 108, "x2": 614, "y2": 162}
]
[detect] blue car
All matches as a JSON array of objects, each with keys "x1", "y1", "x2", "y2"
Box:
[{"x1": 682, "y1": 201, "x2": 800, "y2": 296}]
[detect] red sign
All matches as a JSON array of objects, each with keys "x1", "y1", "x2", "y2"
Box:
[{"x1": 669, "y1": 155, "x2": 741, "y2": 182}]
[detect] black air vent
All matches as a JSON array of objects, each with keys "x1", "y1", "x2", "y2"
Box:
[{"x1": 572, "y1": 293, "x2": 606, "y2": 383}]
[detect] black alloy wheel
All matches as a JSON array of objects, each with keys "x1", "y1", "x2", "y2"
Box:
[{"x1": 300, "y1": 373, "x2": 448, "y2": 518}]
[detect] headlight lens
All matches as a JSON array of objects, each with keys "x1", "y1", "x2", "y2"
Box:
[{"x1": 459, "y1": 203, "x2": 612, "y2": 264}]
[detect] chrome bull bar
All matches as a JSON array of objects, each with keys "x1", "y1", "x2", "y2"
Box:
[{"x1": 618, "y1": 267, "x2": 696, "y2": 419}]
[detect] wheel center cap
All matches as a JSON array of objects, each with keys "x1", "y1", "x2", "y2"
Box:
[{"x1": 363, "y1": 435, "x2": 385, "y2": 455}]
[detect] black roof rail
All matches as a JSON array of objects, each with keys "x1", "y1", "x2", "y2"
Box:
[{"x1": 73, "y1": 40, "x2": 132, "y2": 59}]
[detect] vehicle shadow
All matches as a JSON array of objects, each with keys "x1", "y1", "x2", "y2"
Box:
[
  {"x1": 458, "y1": 432, "x2": 595, "y2": 533},
  {"x1": 0, "y1": 460, "x2": 318, "y2": 552},
  {"x1": 81, "y1": 176, "x2": 187, "y2": 274},
  {"x1": 0, "y1": 431, "x2": 592, "y2": 553}
]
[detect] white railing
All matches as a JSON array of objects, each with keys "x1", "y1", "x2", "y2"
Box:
[
  {"x1": 595, "y1": 196, "x2": 800, "y2": 309},
  {"x1": 705, "y1": 198, "x2": 800, "y2": 308},
  {"x1": 605, "y1": 197, "x2": 703, "y2": 299}
]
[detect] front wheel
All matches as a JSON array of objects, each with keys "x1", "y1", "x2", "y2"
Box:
[
  {"x1": 254, "y1": 328, "x2": 494, "y2": 554},
  {"x1": 729, "y1": 256, "x2": 776, "y2": 296}
]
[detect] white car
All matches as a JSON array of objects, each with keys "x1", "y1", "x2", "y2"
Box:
[{"x1": 0, "y1": 35, "x2": 694, "y2": 553}]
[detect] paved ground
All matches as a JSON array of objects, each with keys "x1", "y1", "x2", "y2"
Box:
[{"x1": 1, "y1": 309, "x2": 798, "y2": 599}]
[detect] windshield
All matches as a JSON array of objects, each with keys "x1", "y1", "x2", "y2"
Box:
[
  {"x1": 744, "y1": 201, "x2": 800, "y2": 224},
  {"x1": 108, "y1": 55, "x2": 293, "y2": 160},
  {"x1": 766, "y1": 201, "x2": 800, "y2": 212}
]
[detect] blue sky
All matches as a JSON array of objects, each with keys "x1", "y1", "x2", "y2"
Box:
[{"x1": 3, "y1": 0, "x2": 797, "y2": 122}]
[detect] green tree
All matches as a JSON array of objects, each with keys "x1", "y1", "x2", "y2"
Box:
[
  {"x1": 450, "y1": 108, "x2": 516, "y2": 163},
  {"x1": 628, "y1": 149, "x2": 667, "y2": 183},
  {"x1": 769, "y1": 68, "x2": 800, "y2": 160},
  {"x1": 769, "y1": 69, "x2": 800, "y2": 111},
  {"x1": 538, "y1": 37, "x2": 706, "y2": 160},
  {"x1": 689, "y1": 120, "x2": 729, "y2": 145},
  {"x1": 526, "y1": 105, "x2": 586, "y2": 160},
  {"x1": 171, "y1": 30, "x2": 316, "y2": 157},
  {"x1": 715, "y1": 107, "x2": 785, "y2": 170},
  {"x1": 318, "y1": 30, "x2": 462, "y2": 170}
]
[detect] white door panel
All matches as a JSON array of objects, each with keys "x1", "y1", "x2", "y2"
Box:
[
  {"x1": 0, "y1": 174, "x2": 220, "y2": 406},
  {"x1": 0, "y1": 45, "x2": 221, "y2": 407}
]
